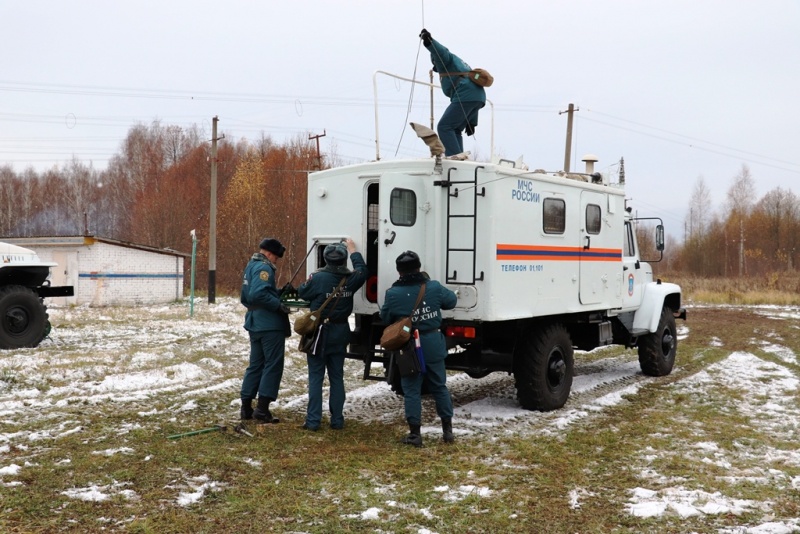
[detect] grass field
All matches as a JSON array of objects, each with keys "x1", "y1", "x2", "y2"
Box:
[{"x1": 1, "y1": 290, "x2": 799, "y2": 533}]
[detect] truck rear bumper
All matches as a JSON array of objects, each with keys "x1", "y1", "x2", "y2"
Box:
[{"x1": 37, "y1": 285, "x2": 74, "y2": 298}]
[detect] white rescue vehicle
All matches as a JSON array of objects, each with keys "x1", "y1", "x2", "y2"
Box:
[{"x1": 302, "y1": 76, "x2": 686, "y2": 411}]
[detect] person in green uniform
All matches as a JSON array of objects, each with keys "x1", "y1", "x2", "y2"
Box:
[
  {"x1": 297, "y1": 238, "x2": 368, "y2": 431},
  {"x1": 380, "y1": 251, "x2": 458, "y2": 447},
  {"x1": 419, "y1": 28, "x2": 486, "y2": 157},
  {"x1": 240, "y1": 237, "x2": 290, "y2": 424}
]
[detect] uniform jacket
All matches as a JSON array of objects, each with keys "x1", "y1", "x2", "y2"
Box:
[
  {"x1": 240, "y1": 253, "x2": 289, "y2": 334},
  {"x1": 380, "y1": 273, "x2": 457, "y2": 363},
  {"x1": 380, "y1": 273, "x2": 457, "y2": 333},
  {"x1": 297, "y1": 252, "x2": 369, "y2": 323},
  {"x1": 425, "y1": 38, "x2": 486, "y2": 104}
]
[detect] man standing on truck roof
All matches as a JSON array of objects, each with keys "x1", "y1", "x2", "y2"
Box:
[
  {"x1": 240, "y1": 237, "x2": 291, "y2": 424},
  {"x1": 380, "y1": 251, "x2": 458, "y2": 447},
  {"x1": 420, "y1": 28, "x2": 486, "y2": 158},
  {"x1": 297, "y1": 238, "x2": 368, "y2": 431}
]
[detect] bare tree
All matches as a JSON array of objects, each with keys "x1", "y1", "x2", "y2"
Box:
[
  {"x1": 725, "y1": 164, "x2": 756, "y2": 218},
  {"x1": 0, "y1": 165, "x2": 16, "y2": 235},
  {"x1": 686, "y1": 176, "x2": 712, "y2": 239},
  {"x1": 723, "y1": 164, "x2": 757, "y2": 276}
]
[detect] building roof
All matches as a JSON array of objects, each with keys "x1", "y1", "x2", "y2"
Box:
[{"x1": 0, "y1": 235, "x2": 191, "y2": 258}]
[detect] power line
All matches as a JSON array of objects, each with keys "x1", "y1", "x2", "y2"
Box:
[
  {"x1": 583, "y1": 109, "x2": 800, "y2": 170},
  {"x1": 578, "y1": 114, "x2": 800, "y2": 174}
]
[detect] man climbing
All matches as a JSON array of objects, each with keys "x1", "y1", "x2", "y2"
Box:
[{"x1": 420, "y1": 28, "x2": 486, "y2": 158}]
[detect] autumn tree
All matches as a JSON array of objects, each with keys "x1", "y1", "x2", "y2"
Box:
[
  {"x1": 748, "y1": 187, "x2": 799, "y2": 273},
  {"x1": 214, "y1": 135, "x2": 314, "y2": 293}
]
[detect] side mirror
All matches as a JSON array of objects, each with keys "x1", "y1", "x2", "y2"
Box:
[{"x1": 655, "y1": 225, "x2": 665, "y2": 251}]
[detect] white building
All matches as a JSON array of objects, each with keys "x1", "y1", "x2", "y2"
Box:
[{"x1": 2, "y1": 235, "x2": 188, "y2": 306}]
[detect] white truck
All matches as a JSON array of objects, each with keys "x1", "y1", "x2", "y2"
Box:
[
  {"x1": 0, "y1": 242, "x2": 74, "y2": 349},
  {"x1": 302, "y1": 150, "x2": 685, "y2": 411}
]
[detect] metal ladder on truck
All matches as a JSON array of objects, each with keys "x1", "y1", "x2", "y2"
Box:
[{"x1": 435, "y1": 166, "x2": 485, "y2": 285}]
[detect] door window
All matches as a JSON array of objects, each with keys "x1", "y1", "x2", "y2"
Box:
[
  {"x1": 624, "y1": 221, "x2": 635, "y2": 257},
  {"x1": 585, "y1": 204, "x2": 601, "y2": 235},
  {"x1": 390, "y1": 188, "x2": 416, "y2": 226}
]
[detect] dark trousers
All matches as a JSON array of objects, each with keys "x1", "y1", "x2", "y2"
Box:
[
  {"x1": 437, "y1": 100, "x2": 484, "y2": 156},
  {"x1": 241, "y1": 330, "x2": 285, "y2": 401}
]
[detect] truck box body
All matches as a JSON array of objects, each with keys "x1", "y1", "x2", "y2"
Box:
[
  {"x1": 304, "y1": 156, "x2": 683, "y2": 410},
  {"x1": 307, "y1": 159, "x2": 645, "y2": 319}
]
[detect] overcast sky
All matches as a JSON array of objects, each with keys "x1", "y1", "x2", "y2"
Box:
[{"x1": 3, "y1": 1, "x2": 798, "y2": 237}]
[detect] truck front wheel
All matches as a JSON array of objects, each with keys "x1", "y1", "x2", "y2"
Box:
[
  {"x1": 637, "y1": 306, "x2": 677, "y2": 376},
  {"x1": 513, "y1": 323, "x2": 574, "y2": 411},
  {"x1": 0, "y1": 285, "x2": 48, "y2": 349}
]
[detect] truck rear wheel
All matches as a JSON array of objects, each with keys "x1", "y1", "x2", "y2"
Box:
[
  {"x1": 638, "y1": 306, "x2": 676, "y2": 376},
  {"x1": 513, "y1": 323, "x2": 574, "y2": 411},
  {"x1": 0, "y1": 285, "x2": 48, "y2": 349}
]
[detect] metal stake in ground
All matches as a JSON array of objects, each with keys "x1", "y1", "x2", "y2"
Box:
[{"x1": 167, "y1": 424, "x2": 227, "y2": 440}]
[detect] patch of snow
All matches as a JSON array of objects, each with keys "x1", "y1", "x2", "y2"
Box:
[{"x1": 0, "y1": 463, "x2": 21, "y2": 476}]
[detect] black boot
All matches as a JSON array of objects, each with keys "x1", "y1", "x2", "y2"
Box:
[
  {"x1": 240, "y1": 398, "x2": 254, "y2": 420},
  {"x1": 253, "y1": 397, "x2": 279, "y2": 424},
  {"x1": 401, "y1": 424, "x2": 423, "y2": 448},
  {"x1": 442, "y1": 418, "x2": 454, "y2": 443}
]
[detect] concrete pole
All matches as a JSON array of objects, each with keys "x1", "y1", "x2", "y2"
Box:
[
  {"x1": 561, "y1": 103, "x2": 575, "y2": 172},
  {"x1": 208, "y1": 116, "x2": 218, "y2": 304}
]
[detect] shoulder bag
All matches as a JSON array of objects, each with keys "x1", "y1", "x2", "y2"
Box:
[
  {"x1": 380, "y1": 284, "x2": 426, "y2": 351},
  {"x1": 441, "y1": 68, "x2": 493, "y2": 87},
  {"x1": 293, "y1": 277, "x2": 347, "y2": 336}
]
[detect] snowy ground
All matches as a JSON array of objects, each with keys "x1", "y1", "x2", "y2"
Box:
[{"x1": 1, "y1": 299, "x2": 799, "y2": 532}]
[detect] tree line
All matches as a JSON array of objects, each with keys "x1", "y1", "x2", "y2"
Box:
[
  {"x1": 0, "y1": 121, "x2": 317, "y2": 294},
  {"x1": 1, "y1": 120, "x2": 795, "y2": 294},
  {"x1": 669, "y1": 164, "x2": 800, "y2": 278}
]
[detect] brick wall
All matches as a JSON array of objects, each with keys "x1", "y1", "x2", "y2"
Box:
[{"x1": 76, "y1": 242, "x2": 184, "y2": 305}]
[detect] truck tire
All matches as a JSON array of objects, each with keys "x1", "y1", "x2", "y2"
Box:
[
  {"x1": 637, "y1": 306, "x2": 676, "y2": 376},
  {"x1": 513, "y1": 323, "x2": 574, "y2": 411},
  {"x1": 0, "y1": 285, "x2": 48, "y2": 349}
]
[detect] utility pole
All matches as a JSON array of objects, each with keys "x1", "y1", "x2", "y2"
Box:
[
  {"x1": 559, "y1": 103, "x2": 578, "y2": 172},
  {"x1": 308, "y1": 130, "x2": 326, "y2": 170},
  {"x1": 738, "y1": 220, "x2": 745, "y2": 277},
  {"x1": 208, "y1": 116, "x2": 224, "y2": 304}
]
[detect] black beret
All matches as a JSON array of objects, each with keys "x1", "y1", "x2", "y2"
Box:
[
  {"x1": 259, "y1": 238, "x2": 285, "y2": 258},
  {"x1": 395, "y1": 250, "x2": 421, "y2": 274},
  {"x1": 323, "y1": 243, "x2": 347, "y2": 266}
]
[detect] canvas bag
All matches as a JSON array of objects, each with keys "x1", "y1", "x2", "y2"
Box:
[
  {"x1": 293, "y1": 277, "x2": 347, "y2": 336},
  {"x1": 441, "y1": 68, "x2": 494, "y2": 87},
  {"x1": 380, "y1": 284, "x2": 426, "y2": 351}
]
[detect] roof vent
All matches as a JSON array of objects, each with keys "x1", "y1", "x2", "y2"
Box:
[{"x1": 582, "y1": 154, "x2": 599, "y2": 174}]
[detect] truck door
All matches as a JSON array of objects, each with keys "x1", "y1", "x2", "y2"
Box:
[
  {"x1": 377, "y1": 174, "x2": 428, "y2": 306},
  {"x1": 579, "y1": 191, "x2": 621, "y2": 306},
  {"x1": 621, "y1": 220, "x2": 645, "y2": 309}
]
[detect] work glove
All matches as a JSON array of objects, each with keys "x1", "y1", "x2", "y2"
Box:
[
  {"x1": 465, "y1": 123, "x2": 476, "y2": 136},
  {"x1": 419, "y1": 28, "x2": 432, "y2": 46},
  {"x1": 279, "y1": 304, "x2": 291, "y2": 315}
]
